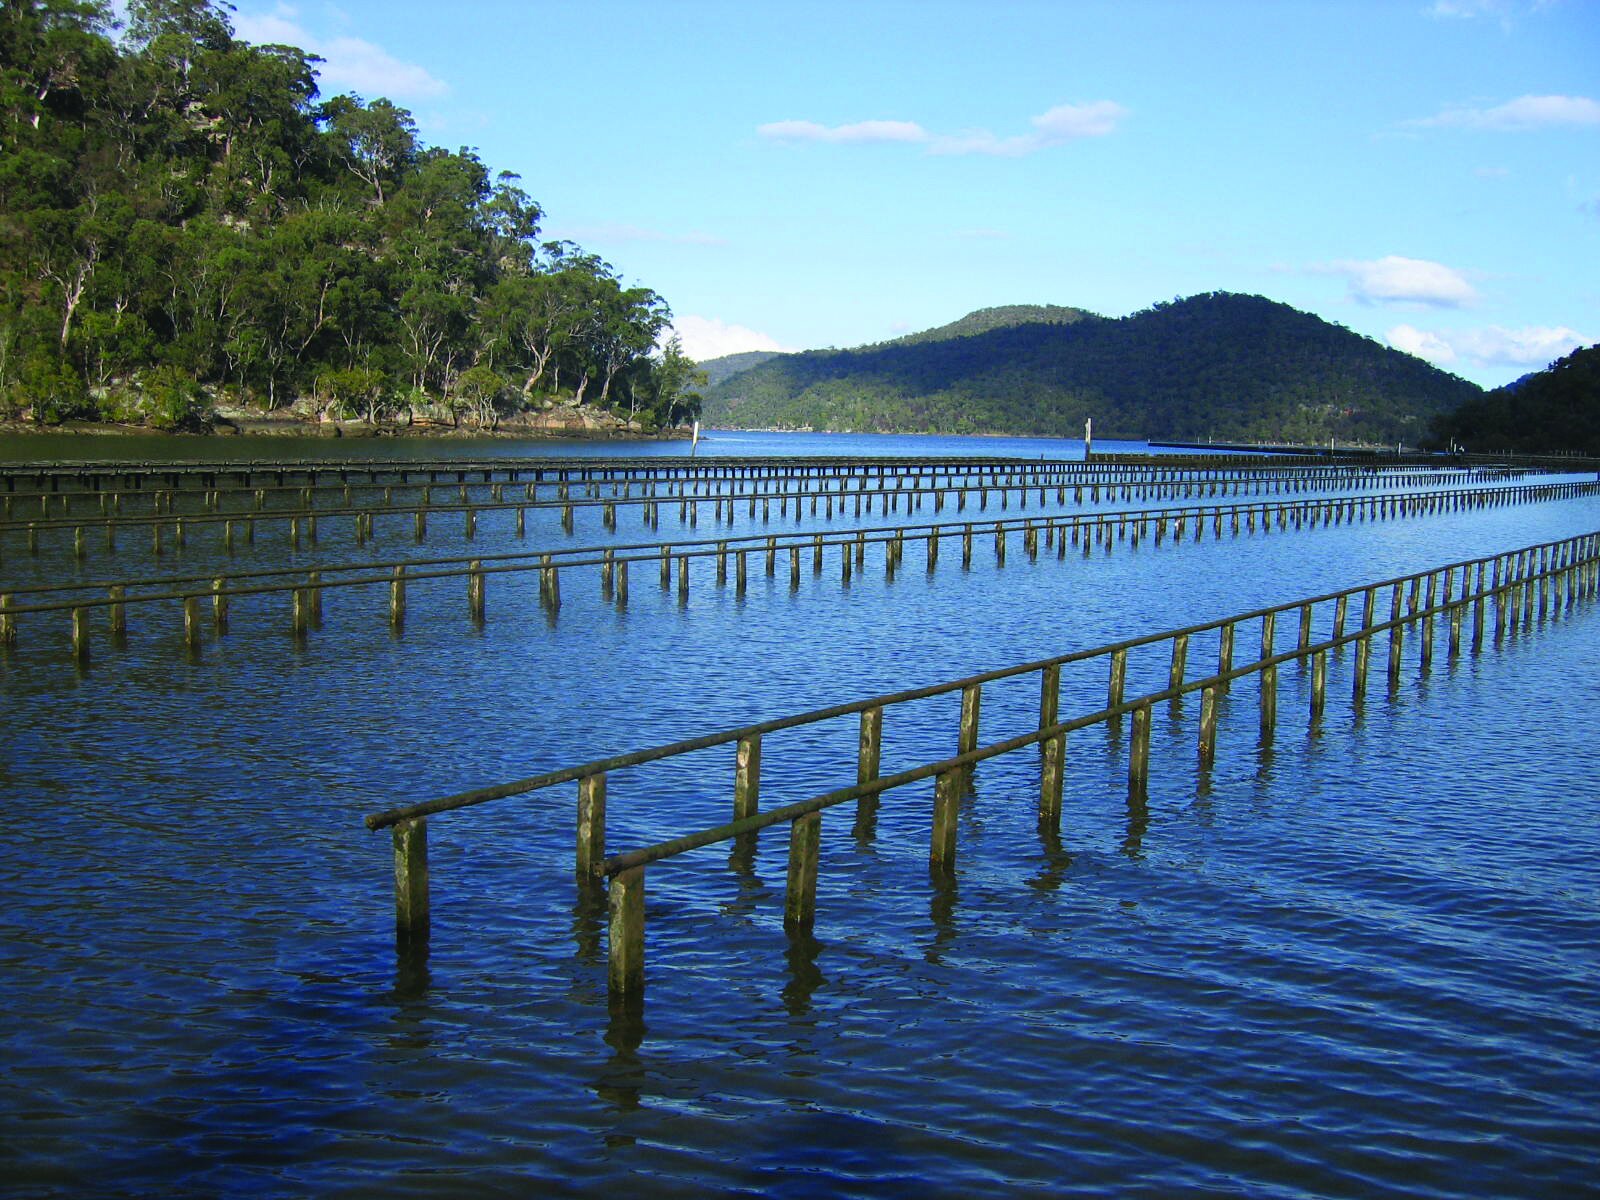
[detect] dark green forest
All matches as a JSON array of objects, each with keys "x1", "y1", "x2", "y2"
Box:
[
  {"x1": 1429, "y1": 344, "x2": 1600, "y2": 456},
  {"x1": 704, "y1": 293, "x2": 1486, "y2": 445},
  {"x1": 0, "y1": 0, "x2": 702, "y2": 432}
]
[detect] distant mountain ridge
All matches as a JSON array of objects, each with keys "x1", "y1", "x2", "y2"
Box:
[
  {"x1": 879, "y1": 304, "x2": 1094, "y2": 347},
  {"x1": 701, "y1": 292, "x2": 1484, "y2": 444}
]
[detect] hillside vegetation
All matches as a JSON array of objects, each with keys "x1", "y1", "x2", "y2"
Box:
[
  {"x1": 1429, "y1": 344, "x2": 1600, "y2": 456},
  {"x1": 1, "y1": 0, "x2": 699, "y2": 432},
  {"x1": 704, "y1": 293, "x2": 1484, "y2": 444}
]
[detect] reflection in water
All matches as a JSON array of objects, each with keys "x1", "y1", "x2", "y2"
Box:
[
  {"x1": 722, "y1": 833, "x2": 766, "y2": 924},
  {"x1": 925, "y1": 872, "x2": 958, "y2": 965},
  {"x1": 1121, "y1": 792, "x2": 1148, "y2": 859},
  {"x1": 393, "y1": 935, "x2": 431, "y2": 999},
  {"x1": 571, "y1": 878, "x2": 607, "y2": 966},
  {"x1": 1027, "y1": 825, "x2": 1075, "y2": 892},
  {"x1": 596, "y1": 993, "x2": 648, "y2": 1113},
  {"x1": 781, "y1": 927, "x2": 826, "y2": 1018}
]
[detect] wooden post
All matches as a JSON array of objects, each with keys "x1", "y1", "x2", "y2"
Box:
[
  {"x1": 108, "y1": 585, "x2": 125, "y2": 636},
  {"x1": 1353, "y1": 633, "x2": 1370, "y2": 702},
  {"x1": 959, "y1": 682, "x2": 981, "y2": 759},
  {"x1": 1297, "y1": 603, "x2": 1313, "y2": 653},
  {"x1": 577, "y1": 773, "x2": 606, "y2": 878},
  {"x1": 1260, "y1": 610, "x2": 1276, "y2": 663},
  {"x1": 785, "y1": 811, "x2": 822, "y2": 928},
  {"x1": 1310, "y1": 649, "x2": 1327, "y2": 721},
  {"x1": 616, "y1": 558, "x2": 629, "y2": 607},
  {"x1": 183, "y1": 594, "x2": 201, "y2": 648},
  {"x1": 1198, "y1": 685, "x2": 1218, "y2": 770},
  {"x1": 931, "y1": 769, "x2": 961, "y2": 871},
  {"x1": 394, "y1": 817, "x2": 429, "y2": 950},
  {"x1": 1168, "y1": 634, "x2": 1188, "y2": 702},
  {"x1": 389, "y1": 565, "x2": 406, "y2": 628},
  {"x1": 608, "y1": 866, "x2": 645, "y2": 996},
  {"x1": 1259, "y1": 663, "x2": 1278, "y2": 742},
  {"x1": 1333, "y1": 594, "x2": 1348, "y2": 639},
  {"x1": 1040, "y1": 719, "x2": 1065, "y2": 828},
  {"x1": 1039, "y1": 662, "x2": 1060, "y2": 735},
  {"x1": 677, "y1": 554, "x2": 688, "y2": 600},
  {"x1": 1107, "y1": 648, "x2": 1127, "y2": 711},
  {"x1": 734, "y1": 733, "x2": 761, "y2": 820},
  {"x1": 1128, "y1": 703, "x2": 1151, "y2": 797},
  {"x1": 468, "y1": 560, "x2": 485, "y2": 621},
  {"x1": 1217, "y1": 623, "x2": 1234, "y2": 692}
]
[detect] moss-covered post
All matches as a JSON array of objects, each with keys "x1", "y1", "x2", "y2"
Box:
[
  {"x1": 608, "y1": 866, "x2": 645, "y2": 996},
  {"x1": 1310, "y1": 649, "x2": 1327, "y2": 721},
  {"x1": 1198, "y1": 684, "x2": 1219, "y2": 770},
  {"x1": 389, "y1": 565, "x2": 406, "y2": 628},
  {"x1": 1168, "y1": 634, "x2": 1188, "y2": 705},
  {"x1": 1128, "y1": 702, "x2": 1151, "y2": 797},
  {"x1": 1217, "y1": 622, "x2": 1234, "y2": 692},
  {"x1": 734, "y1": 733, "x2": 761, "y2": 821},
  {"x1": 1107, "y1": 648, "x2": 1127, "y2": 711},
  {"x1": 931, "y1": 769, "x2": 961, "y2": 872},
  {"x1": 576, "y1": 772, "x2": 606, "y2": 878},
  {"x1": 394, "y1": 817, "x2": 429, "y2": 952},
  {"x1": 785, "y1": 811, "x2": 822, "y2": 929}
]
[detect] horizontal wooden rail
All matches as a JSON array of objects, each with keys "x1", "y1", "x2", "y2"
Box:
[{"x1": 6, "y1": 479, "x2": 1591, "y2": 658}]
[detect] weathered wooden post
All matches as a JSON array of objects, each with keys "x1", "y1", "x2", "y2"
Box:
[
  {"x1": 962, "y1": 524, "x2": 973, "y2": 568},
  {"x1": 930, "y1": 769, "x2": 961, "y2": 871},
  {"x1": 1310, "y1": 649, "x2": 1327, "y2": 721},
  {"x1": 1168, "y1": 634, "x2": 1188, "y2": 707},
  {"x1": 468, "y1": 560, "x2": 486, "y2": 621},
  {"x1": 1259, "y1": 661, "x2": 1278, "y2": 742},
  {"x1": 734, "y1": 733, "x2": 761, "y2": 820},
  {"x1": 1198, "y1": 685, "x2": 1219, "y2": 770},
  {"x1": 1217, "y1": 623, "x2": 1234, "y2": 692},
  {"x1": 1107, "y1": 648, "x2": 1127, "y2": 711},
  {"x1": 108, "y1": 585, "x2": 125, "y2": 636},
  {"x1": 1297, "y1": 604, "x2": 1313, "y2": 653},
  {"x1": 1333, "y1": 594, "x2": 1348, "y2": 640},
  {"x1": 182, "y1": 594, "x2": 201, "y2": 648},
  {"x1": 615, "y1": 558, "x2": 629, "y2": 606},
  {"x1": 608, "y1": 866, "x2": 645, "y2": 996},
  {"x1": 1353, "y1": 632, "x2": 1370, "y2": 703},
  {"x1": 394, "y1": 817, "x2": 429, "y2": 952},
  {"x1": 1128, "y1": 703, "x2": 1151, "y2": 797},
  {"x1": 389, "y1": 566, "x2": 406, "y2": 628},
  {"x1": 577, "y1": 773, "x2": 606, "y2": 878},
  {"x1": 785, "y1": 811, "x2": 822, "y2": 928}
]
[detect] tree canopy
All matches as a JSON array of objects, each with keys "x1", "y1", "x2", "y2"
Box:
[
  {"x1": 1427, "y1": 344, "x2": 1600, "y2": 456},
  {"x1": 0, "y1": 0, "x2": 697, "y2": 431}
]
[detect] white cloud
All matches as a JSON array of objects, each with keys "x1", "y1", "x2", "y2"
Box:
[
  {"x1": 1388, "y1": 323, "x2": 1587, "y2": 367},
  {"x1": 672, "y1": 316, "x2": 793, "y2": 362},
  {"x1": 1323, "y1": 255, "x2": 1479, "y2": 307},
  {"x1": 234, "y1": 4, "x2": 448, "y2": 102},
  {"x1": 757, "y1": 119, "x2": 930, "y2": 145},
  {"x1": 758, "y1": 101, "x2": 1127, "y2": 157},
  {"x1": 1388, "y1": 324, "x2": 1459, "y2": 363},
  {"x1": 1411, "y1": 94, "x2": 1600, "y2": 131}
]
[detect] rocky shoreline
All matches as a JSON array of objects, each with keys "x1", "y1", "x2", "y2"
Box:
[{"x1": 0, "y1": 402, "x2": 692, "y2": 442}]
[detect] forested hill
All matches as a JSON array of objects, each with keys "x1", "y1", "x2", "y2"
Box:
[
  {"x1": 0, "y1": 0, "x2": 700, "y2": 432},
  {"x1": 1429, "y1": 344, "x2": 1600, "y2": 456},
  {"x1": 879, "y1": 303, "x2": 1092, "y2": 347},
  {"x1": 703, "y1": 293, "x2": 1485, "y2": 444}
]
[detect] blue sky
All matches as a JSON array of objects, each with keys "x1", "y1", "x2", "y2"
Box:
[{"x1": 223, "y1": 0, "x2": 1597, "y2": 386}]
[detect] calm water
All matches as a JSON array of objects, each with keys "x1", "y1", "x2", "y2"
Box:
[{"x1": 2, "y1": 433, "x2": 1597, "y2": 1198}]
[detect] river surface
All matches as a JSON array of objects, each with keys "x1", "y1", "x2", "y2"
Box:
[{"x1": 2, "y1": 432, "x2": 1597, "y2": 1198}]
